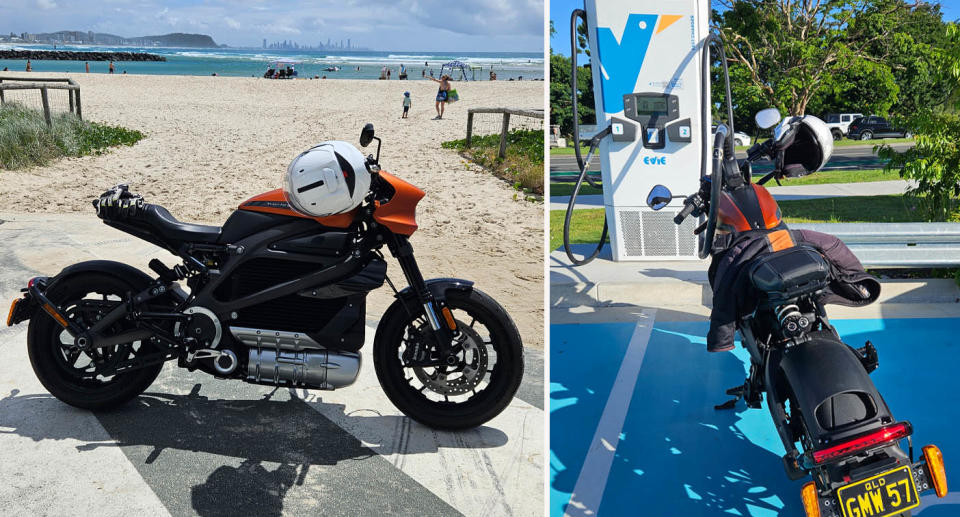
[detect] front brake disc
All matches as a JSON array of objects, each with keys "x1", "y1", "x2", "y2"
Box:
[{"x1": 413, "y1": 322, "x2": 488, "y2": 396}]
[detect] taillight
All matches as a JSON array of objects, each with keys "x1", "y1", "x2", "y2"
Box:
[
  {"x1": 27, "y1": 277, "x2": 38, "y2": 288},
  {"x1": 811, "y1": 422, "x2": 912, "y2": 464},
  {"x1": 923, "y1": 445, "x2": 947, "y2": 498},
  {"x1": 801, "y1": 481, "x2": 821, "y2": 517}
]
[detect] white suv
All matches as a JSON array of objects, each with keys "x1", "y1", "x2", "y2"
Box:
[{"x1": 824, "y1": 113, "x2": 864, "y2": 141}]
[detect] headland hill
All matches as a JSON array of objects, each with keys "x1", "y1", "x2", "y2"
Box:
[{"x1": 0, "y1": 32, "x2": 219, "y2": 61}]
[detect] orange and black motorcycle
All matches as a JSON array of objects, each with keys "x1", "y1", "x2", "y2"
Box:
[
  {"x1": 647, "y1": 114, "x2": 947, "y2": 517},
  {"x1": 6, "y1": 124, "x2": 523, "y2": 430}
]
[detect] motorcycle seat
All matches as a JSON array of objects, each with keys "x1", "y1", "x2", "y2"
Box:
[
  {"x1": 748, "y1": 245, "x2": 830, "y2": 300},
  {"x1": 141, "y1": 204, "x2": 222, "y2": 244}
]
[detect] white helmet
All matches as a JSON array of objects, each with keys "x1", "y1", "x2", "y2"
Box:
[
  {"x1": 283, "y1": 141, "x2": 371, "y2": 217},
  {"x1": 776, "y1": 115, "x2": 833, "y2": 177}
]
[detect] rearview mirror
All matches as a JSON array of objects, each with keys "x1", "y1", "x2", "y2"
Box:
[
  {"x1": 359, "y1": 123, "x2": 375, "y2": 147},
  {"x1": 646, "y1": 184, "x2": 672, "y2": 211},
  {"x1": 755, "y1": 108, "x2": 781, "y2": 130}
]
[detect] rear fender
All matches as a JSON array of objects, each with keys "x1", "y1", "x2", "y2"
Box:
[
  {"x1": 777, "y1": 336, "x2": 894, "y2": 447},
  {"x1": 10, "y1": 261, "x2": 157, "y2": 326},
  {"x1": 47, "y1": 260, "x2": 155, "y2": 293}
]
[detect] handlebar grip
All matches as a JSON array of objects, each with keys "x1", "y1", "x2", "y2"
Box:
[{"x1": 674, "y1": 202, "x2": 695, "y2": 225}]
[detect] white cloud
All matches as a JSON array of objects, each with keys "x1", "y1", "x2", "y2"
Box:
[{"x1": 36, "y1": 0, "x2": 57, "y2": 10}]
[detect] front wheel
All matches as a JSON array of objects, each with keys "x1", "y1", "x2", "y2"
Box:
[
  {"x1": 860, "y1": 131, "x2": 873, "y2": 140},
  {"x1": 373, "y1": 288, "x2": 524, "y2": 430}
]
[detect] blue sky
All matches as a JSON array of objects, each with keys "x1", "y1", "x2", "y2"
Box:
[
  {"x1": 550, "y1": 0, "x2": 960, "y2": 58},
  {"x1": 0, "y1": 0, "x2": 544, "y2": 52}
]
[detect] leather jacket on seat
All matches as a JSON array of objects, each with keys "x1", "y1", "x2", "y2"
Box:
[{"x1": 707, "y1": 229, "x2": 880, "y2": 352}]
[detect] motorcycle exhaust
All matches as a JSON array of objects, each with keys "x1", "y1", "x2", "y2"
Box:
[{"x1": 229, "y1": 326, "x2": 361, "y2": 390}]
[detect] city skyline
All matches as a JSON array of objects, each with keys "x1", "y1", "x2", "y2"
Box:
[
  {"x1": 0, "y1": 0, "x2": 543, "y2": 52},
  {"x1": 1, "y1": 29, "x2": 369, "y2": 51}
]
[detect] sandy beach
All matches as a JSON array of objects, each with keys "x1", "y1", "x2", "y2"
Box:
[{"x1": 0, "y1": 73, "x2": 544, "y2": 348}]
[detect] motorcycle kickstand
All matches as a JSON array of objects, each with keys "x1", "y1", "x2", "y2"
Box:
[{"x1": 715, "y1": 383, "x2": 746, "y2": 410}]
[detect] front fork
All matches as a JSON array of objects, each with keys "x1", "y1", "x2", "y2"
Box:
[{"x1": 389, "y1": 235, "x2": 459, "y2": 359}]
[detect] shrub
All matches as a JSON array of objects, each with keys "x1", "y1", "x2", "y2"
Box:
[
  {"x1": 442, "y1": 129, "x2": 544, "y2": 197},
  {"x1": 0, "y1": 103, "x2": 144, "y2": 170}
]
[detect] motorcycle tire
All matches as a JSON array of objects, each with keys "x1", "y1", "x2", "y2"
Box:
[
  {"x1": 373, "y1": 288, "x2": 524, "y2": 430},
  {"x1": 27, "y1": 271, "x2": 166, "y2": 410}
]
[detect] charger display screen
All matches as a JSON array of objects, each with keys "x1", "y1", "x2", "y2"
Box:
[{"x1": 636, "y1": 97, "x2": 668, "y2": 116}]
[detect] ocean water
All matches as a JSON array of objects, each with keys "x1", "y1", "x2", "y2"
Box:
[{"x1": 0, "y1": 45, "x2": 544, "y2": 81}]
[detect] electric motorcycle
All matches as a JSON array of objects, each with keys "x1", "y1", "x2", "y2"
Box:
[
  {"x1": 6, "y1": 124, "x2": 524, "y2": 430},
  {"x1": 646, "y1": 113, "x2": 947, "y2": 517}
]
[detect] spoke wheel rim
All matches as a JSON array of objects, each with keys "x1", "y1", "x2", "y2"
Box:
[
  {"x1": 397, "y1": 305, "x2": 500, "y2": 406},
  {"x1": 50, "y1": 292, "x2": 135, "y2": 386}
]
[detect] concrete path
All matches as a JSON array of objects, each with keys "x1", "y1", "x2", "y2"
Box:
[
  {"x1": 549, "y1": 180, "x2": 911, "y2": 210},
  {"x1": 0, "y1": 212, "x2": 544, "y2": 516}
]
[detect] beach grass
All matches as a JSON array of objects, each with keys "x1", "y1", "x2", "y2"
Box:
[
  {"x1": 443, "y1": 129, "x2": 544, "y2": 197},
  {"x1": 0, "y1": 103, "x2": 144, "y2": 170}
]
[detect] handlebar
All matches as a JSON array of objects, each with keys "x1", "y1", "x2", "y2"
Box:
[{"x1": 674, "y1": 200, "x2": 696, "y2": 225}]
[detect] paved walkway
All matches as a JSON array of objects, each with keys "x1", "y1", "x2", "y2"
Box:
[
  {"x1": 0, "y1": 212, "x2": 544, "y2": 516},
  {"x1": 549, "y1": 180, "x2": 911, "y2": 210}
]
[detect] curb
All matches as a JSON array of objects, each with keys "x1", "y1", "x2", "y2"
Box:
[{"x1": 550, "y1": 277, "x2": 960, "y2": 309}]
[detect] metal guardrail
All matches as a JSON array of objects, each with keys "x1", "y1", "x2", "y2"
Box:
[{"x1": 791, "y1": 222, "x2": 960, "y2": 268}]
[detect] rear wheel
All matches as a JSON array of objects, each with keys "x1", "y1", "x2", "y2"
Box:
[
  {"x1": 27, "y1": 272, "x2": 165, "y2": 410},
  {"x1": 831, "y1": 129, "x2": 843, "y2": 141},
  {"x1": 373, "y1": 288, "x2": 523, "y2": 430},
  {"x1": 860, "y1": 131, "x2": 873, "y2": 140}
]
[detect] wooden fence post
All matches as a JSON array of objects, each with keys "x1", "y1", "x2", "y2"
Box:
[
  {"x1": 466, "y1": 111, "x2": 474, "y2": 147},
  {"x1": 40, "y1": 86, "x2": 52, "y2": 126},
  {"x1": 68, "y1": 89, "x2": 74, "y2": 115},
  {"x1": 498, "y1": 112, "x2": 511, "y2": 159},
  {"x1": 74, "y1": 88, "x2": 82, "y2": 120}
]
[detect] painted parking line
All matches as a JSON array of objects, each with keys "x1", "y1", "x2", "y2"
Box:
[
  {"x1": 565, "y1": 310, "x2": 656, "y2": 517},
  {"x1": 549, "y1": 318, "x2": 650, "y2": 517},
  {"x1": 551, "y1": 316, "x2": 960, "y2": 517}
]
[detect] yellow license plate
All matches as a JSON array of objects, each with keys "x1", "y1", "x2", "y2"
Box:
[{"x1": 838, "y1": 465, "x2": 920, "y2": 517}]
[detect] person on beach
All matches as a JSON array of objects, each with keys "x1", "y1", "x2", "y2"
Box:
[
  {"x1": 387, "y1": 68, "x2": 391, "y2": 79},
  {"x1": 428, "y1": 74, "x2": 452, "y2": 119},
  {"x1": 25, "y1": 60, "x2": 32, "y2": 72},
  {"x1": 402, "y1": 91, "x2": 411, "y2": 118},
  {"x1": 85, "y1": 61, "x2": 90, "y2": 73},
  {"x1": 109, "y1": 61, "x2": 115, "y2": 74},
  {"x1": 422, "y1": 69, "x2": 426, "y2": 78}
]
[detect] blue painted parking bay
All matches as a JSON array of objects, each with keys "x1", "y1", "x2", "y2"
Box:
[{"x1": 550, "y1": 317, "x2": 960, "y2": 517}]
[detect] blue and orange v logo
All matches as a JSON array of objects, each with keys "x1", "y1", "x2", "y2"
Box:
[{"x1": 596, "y1": 14, "x2": 683, "y2": 113}]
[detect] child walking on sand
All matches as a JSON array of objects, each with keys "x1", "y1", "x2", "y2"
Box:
[{"x1": 402, "y1": 91, "x2": 411, "y2": 118}]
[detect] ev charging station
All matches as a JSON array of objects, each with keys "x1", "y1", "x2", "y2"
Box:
[{"x1": 582, "y1": 0, "x2": 711, "y2": 261}]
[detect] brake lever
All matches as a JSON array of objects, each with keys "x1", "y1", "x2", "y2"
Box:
[{"x1": 693, "y1": 221, "x2": 707, "y2": 235}]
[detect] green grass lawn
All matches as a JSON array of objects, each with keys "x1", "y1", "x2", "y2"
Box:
[
  {"x1": 550, "y1": 194, "x2": 944, "y2": 250},
  {"x1": 550, "y1": 145, "x2": 592, "y2": 156},
  {"x1": 549, "y1": 168, "x2": 901, "y2": 197},
  {"x1": 772, "y1": 168, "x2": 901, "y2": 186},
  {"x1": 550, "y1": 182, "x2": 604, "y2": 197}
]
